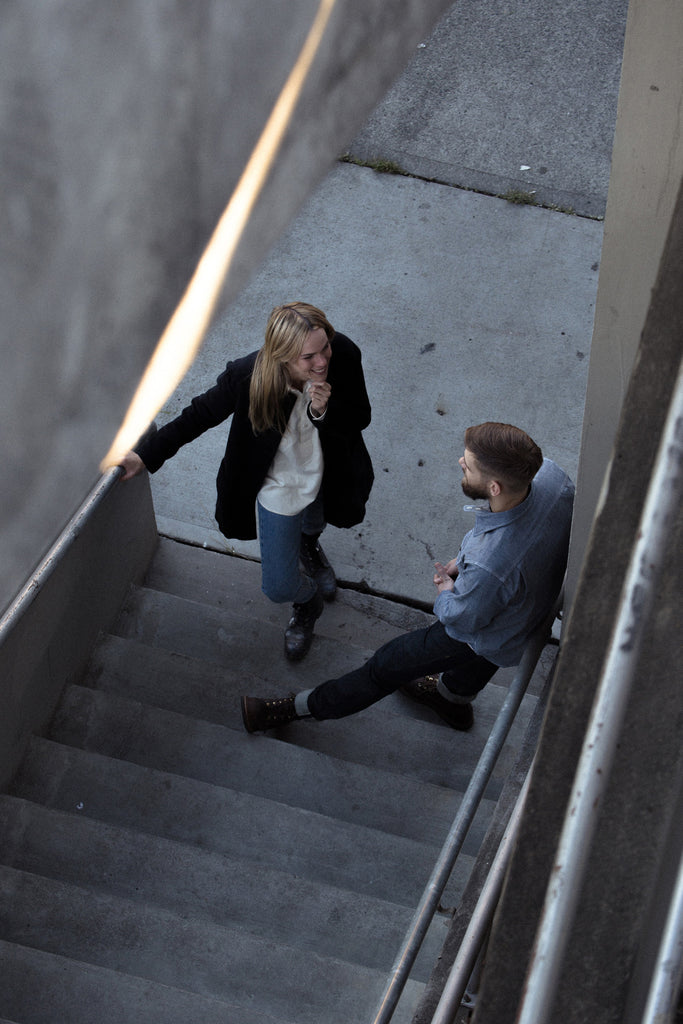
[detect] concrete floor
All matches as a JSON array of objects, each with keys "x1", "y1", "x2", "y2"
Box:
[{"x1": 143, "y1": 0, "x2": 627, "y2": 607}]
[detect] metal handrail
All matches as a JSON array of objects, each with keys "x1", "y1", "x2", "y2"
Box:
[
  {"x1": 641, "y1": 846, "x2": 683, "y2": 1024},
  {"x1": 0, "y1": 466, "x2": 122, "y2": 641},
  {"x1": 516, "y1": 361, "x2": 683, "y2": 1024},
  {"x1": 371, "y1": 594, "x2": 562, "y2": 1024},
  {"x1": 430, "y1": 765, "x2": 534, "y2": 1024}
]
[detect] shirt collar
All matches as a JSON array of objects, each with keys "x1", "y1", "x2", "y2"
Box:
[{"x1": 470, "y1": 484, "x2": 536, "y2": 533}]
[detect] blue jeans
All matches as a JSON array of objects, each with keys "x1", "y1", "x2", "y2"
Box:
[
  {"x1": 257, "y1": 495, "x2": 326, "y2": 605},
  {"x1": 306, "y1": 620, "x2": 497, "y2": 719}
]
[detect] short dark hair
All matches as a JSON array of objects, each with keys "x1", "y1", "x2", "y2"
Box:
[{"x1": 465, "y1": 422, "x2": 543, "y2": 491}]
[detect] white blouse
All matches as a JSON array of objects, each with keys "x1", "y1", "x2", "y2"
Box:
[{"x1": 257, "y1": 386, "x2": 324, "y2": 516}]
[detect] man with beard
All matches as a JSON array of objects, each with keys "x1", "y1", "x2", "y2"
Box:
[{"x1": 241, "y1": 422, "x2": 575, "y2": 733}]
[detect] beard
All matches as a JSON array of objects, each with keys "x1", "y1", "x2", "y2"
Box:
[{"x1": 461, "y1": 479, "x2": 489, "y2": 501}]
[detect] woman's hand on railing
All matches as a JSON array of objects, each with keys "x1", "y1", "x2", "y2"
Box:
[{"x1": 118, "y1": 451, "x2": 146, "y2": 481}]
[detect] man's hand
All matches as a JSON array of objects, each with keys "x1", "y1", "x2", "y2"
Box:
[
  {"x1": 442, "y1": 557, "x2": 459, "y2": 579},
  {"x1": 119, "y1": 451, "x2": 146, "y2": 481},
  {"x1": 433, "y1": 560, "x2": 456, "y2": 593}
]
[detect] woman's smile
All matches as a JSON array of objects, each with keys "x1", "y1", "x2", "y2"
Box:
[{"x1": 287, "y1": 327, "x2": 332, "y2": 388}]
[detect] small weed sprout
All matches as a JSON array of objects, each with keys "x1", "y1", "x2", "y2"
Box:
[{"x1": 502, "y1": 189, "x2": 538, "y2": 206}]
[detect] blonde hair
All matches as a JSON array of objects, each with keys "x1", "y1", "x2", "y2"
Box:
[{"x1": 249, "y1": 302, "x2": 334, "y2": 433}]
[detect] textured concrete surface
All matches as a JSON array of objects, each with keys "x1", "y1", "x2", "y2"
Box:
[
  {"x1": 475, "y1": 176, "x2": 683, "y2": 1024},
  {"x1": 2, "y1": 0, "x2": 628, "y2": 613},
  {"x1": 1, "y1": 0, "x2": 455, "y2": 615},
  {"x1": 148, "y1": 161, "x2": 602, "y2": 604},
  {"x1": 1, "y1": 532, "x2": 537, "y2": 1022},
  {"x1": 350, "y1": 0, "x2": 628, "y2": 219},
  {"x1": 142, "y1": 0, "x2": 628, "y2": 605}
]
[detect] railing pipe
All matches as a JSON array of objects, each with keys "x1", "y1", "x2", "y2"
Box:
[
  {"x1": 429, "y1": 767, "x2": 534, "y2": 1024},
  {"x1": 641, "y1": 848, "x2": 683, "y2": 1024},
  {"x1": 372, "y1": 596, "x2": 561, "y2": 1024},
  {"x1": 460, "y1": 932, "x2": 487, "y2": 1011},
  {"x1": 515, "y1": 363, "x2": 683, "y2": 1024},
  {"x1": 0, "y1": 466, "x2": 122, "y2": 640}
]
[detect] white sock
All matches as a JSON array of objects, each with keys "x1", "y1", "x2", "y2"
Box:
[
  {"x1": 294, "y1": 689, "x2": 313, "y2": 717},
  {"x1": 437, "y1": 674, "x2": 476, "y2": 705}
]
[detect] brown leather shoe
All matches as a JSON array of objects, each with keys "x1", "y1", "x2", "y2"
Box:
[
  {"x1": 400, "y1": 676, "x2": 474, "y2": 731},
  {"x1": 241, "y1": 695, "x2": 298, "y2": 733}
]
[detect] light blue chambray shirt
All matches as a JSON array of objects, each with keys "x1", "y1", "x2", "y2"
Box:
[{"x1": 433, "y1": 458, "x2": 575, "y2": 666}]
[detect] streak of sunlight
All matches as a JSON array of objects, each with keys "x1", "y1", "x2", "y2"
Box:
[{"x1": 101, "y1": 0, "x2": 337, "y2": 470}]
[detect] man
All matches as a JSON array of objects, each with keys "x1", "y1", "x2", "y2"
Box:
[{"x1": 241, "y1": 422, "x2": 575, "y2": 733}]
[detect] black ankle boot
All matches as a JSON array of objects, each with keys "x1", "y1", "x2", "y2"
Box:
[
  {"x1": 300, "y1": 533, "x2": 337, "y2": 601},
  {"x1": 284, "y1": 588, "x2": 324, "y2": 661},
  {"x1": 241, "y1": 695, "x2": 299, "y2": 733}
]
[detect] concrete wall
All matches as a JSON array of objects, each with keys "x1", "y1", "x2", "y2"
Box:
[
  {"x1": 474, "y1": 180, "x2": 683, "y2": 1024},
  {"x1": 0, "y1": 0, "x2": 454, "y2": 618},
  {"x1": 566, "y1": 0, "x2": 683, "y2": 605},
  {"x1": 471, "y1": 0, "x2": 683, "y2": 1017},
  {"x1": 0, "y1": 472, "x2": 157, "y2": 790}
]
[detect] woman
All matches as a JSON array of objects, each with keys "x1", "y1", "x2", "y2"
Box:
[{"x1": 119, "y1": 302, "x2": 374, "y2": 660}]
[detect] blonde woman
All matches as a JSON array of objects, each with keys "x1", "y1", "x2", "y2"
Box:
[{"x1": 120, "y1": 302, "x2": 374, "y2": 660}]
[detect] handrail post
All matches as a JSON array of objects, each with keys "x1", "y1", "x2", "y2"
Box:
[{"x1": 430, "y1": 768, "x2": 534, "y2": 1024}]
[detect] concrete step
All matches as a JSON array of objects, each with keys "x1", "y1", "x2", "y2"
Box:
[
  {"x1": 0, "y1": 865, "x2": 425, "y2": 1024},
  {"x1": 0, "y1": 938, "x2": 300, "y2": 1024},
  {"x1": 141, "y1": 536, "x2": 543, "y2": 705},
  {"x1": 109, "y1": 586, "x2": 533, "y2": 792},
  {"x1": 0, "y1": 794, "x2": 446, "y2": 978},
  {"x1": 9, "y1": 737, "x2": 472, "y2": 909},
  {"x1": 143, "y1": 536, "x2": 435, "y2": 647},
  {"x1": 70, "y1": 671, "x2": 496, "y2": 847},
  {"x1": 275, "y1": 687, "x2": 534, "y2": 795},
  {"x1": 0, "y1": 534, "x2": 539, "y2": 1023},
  {"x1": 112, "y1": 581, "x2": 389, "y2": 680}
]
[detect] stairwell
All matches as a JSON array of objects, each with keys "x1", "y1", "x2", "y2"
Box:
[{"x1": 0, "y1": 536, "x2": 539, "y2": 1024}]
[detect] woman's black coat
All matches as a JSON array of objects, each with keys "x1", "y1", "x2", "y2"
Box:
[{"x1": 135, "y1": 332, "x2": 374, "y2": 540}]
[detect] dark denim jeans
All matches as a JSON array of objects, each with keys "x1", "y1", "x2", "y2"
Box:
[
  {"x1": 257, "y1": 494, "x2": 326, "y2": 605},
  {"x1": 307, "y1": 620, "x2": 498, "y2": 720}
]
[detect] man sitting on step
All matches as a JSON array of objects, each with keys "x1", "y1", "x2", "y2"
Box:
[{"x1": 241, "y1": 422, "x2": 575, "y2": 734}]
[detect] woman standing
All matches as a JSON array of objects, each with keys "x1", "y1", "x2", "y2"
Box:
[{"x1": 119, "y1": 302, "x2": 374, "y2": 661}]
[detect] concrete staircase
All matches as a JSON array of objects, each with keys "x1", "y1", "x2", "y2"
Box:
[{"x1": 0, "y1": 537, "x2": 538, "y2": 1023}]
